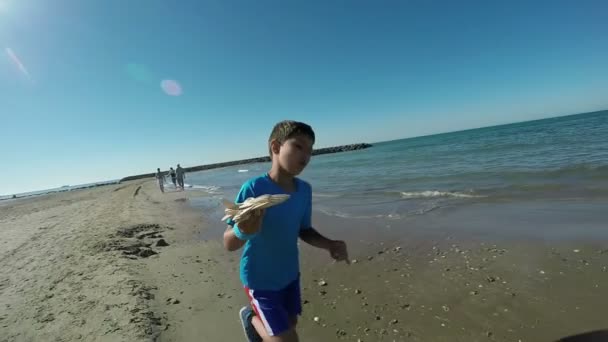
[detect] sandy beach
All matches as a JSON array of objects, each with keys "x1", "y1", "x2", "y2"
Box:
[{"x1": 1, "y1": 181, "x2": 607, "y2": 342}]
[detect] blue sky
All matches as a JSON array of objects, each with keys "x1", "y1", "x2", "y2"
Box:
[{"x1": 1, "y1": 0, "x2": 607, "y2": 195}]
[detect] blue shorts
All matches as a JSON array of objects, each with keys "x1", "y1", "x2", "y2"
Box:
[{"x1": 244, "y1": 277, "x2": 302, "y2": 336}]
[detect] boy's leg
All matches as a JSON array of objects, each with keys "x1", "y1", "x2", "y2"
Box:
[
  {"x1": 284, "y1": 277, "x2": 302, "y2": 329},
  {"x1": 251, "y1": 317, "x2": 298, "y2": 342},
  {"x1": 239, "y1": 306, "x2": 262, "y2": 342},
  {"x1": 289, "y1": 316, "x2": 298, "y2": 328},
  {"x1": 245, "y1": 287, "x2": 298, "y2": 342}
]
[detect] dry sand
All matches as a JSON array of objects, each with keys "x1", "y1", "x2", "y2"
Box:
[
  {"x1": 0, "y1": 180, "x2": 243, "y2": 342},
  {"x1": 1, "y1": 181, "x2": 607, "y2": 341}
]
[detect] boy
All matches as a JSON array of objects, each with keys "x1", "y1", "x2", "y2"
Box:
[{"x1": 223, "y1": 120, "x2": 349, "y2": 342}]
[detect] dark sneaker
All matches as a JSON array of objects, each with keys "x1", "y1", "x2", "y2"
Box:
[{"x1": 239, "y1": 306, "x2": 262, "y2": 342}]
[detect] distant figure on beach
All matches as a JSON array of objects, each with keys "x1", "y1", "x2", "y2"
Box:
[
  {"x1": 223, "y1": 120, "x2": 349, "y2": 342},
  {"x1": 169, "y1": 167, "x2": 177, "y2": 187},
  {"x1": 155, "y1": 168, "x2": 165, "y2": 193},
  {"x1": 176, "y1": 164, "x2": 186, "y2": 190}
]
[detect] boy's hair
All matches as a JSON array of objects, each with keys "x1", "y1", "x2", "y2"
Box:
[{"x1": 268, "y1": 120, "x2": 316, "y2": 158}]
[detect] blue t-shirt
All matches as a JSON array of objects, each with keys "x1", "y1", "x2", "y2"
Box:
[{"x1": 228, "y1": 174, "x2": 312, "y2": 291}]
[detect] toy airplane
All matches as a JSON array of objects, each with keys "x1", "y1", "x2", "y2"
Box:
[{"x1": 221, "y1": 194, "x2": 290, "y2": 224}]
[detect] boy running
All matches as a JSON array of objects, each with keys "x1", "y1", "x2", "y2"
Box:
[{"x1": 223, "y1": 120, "x2": 349, "y2": 342}]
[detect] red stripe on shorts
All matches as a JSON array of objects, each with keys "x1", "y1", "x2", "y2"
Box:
[{"x1": 244, "y1": 286, "x2": 260, "y2": 317}]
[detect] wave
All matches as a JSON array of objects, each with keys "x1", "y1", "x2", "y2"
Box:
[
  {"x1": 317, "y1": 207, "x2": 400, "y2": 220},
  {"x1": 540, "y1": 163, "x2": 608, "y2": 178},
  {"x1": 400, "y1": 191, "x2": 485, "y2": 199},
  {"x1": 184, "y1": 184, "x2": 222, "y2": 194},
  {"x1": 238, "y1": 169, "x2": 249, "y2": 173},
  {"x1": 312, "y1": 192, "x2": 341, "y2": 198},
  {"x1": 470, "y1": 164, "x2": 608, "y2": 182},
  {"x1": 316, "y1": 202, "x2": 442, "y2": 220},
  {"x1": 404, "y1": 163, "x2": 608, "y2": 184},
  {"x1": 317, "y1": 208, "x2": 373, "y2": 219}
]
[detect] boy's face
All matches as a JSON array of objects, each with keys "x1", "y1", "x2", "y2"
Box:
[{"x1": 273, "y1": 134, "x2": 313, "y2": 176}]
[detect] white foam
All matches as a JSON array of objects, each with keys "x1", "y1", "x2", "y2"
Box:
[
  {"x1": 184, "y1": 184, "x2": 222, "y2": 194},
  {"x1": 317, "y1": 206, "x2": 441, "y2": 220},
  {"x1": 237, "y1": 169, "x2": 249, "y2": 173},
  {"x1": 318, "y1": 208, "x2": 376, "y2": 219},
  {"x1": 400, "y1": 191, "x2": 484, "y2": 199},
  {"x1": 312, "y1": 192, "x2": 340, "y2": 198}
]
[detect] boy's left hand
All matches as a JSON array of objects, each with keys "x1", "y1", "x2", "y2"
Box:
[{"x1": 328, "y1": 240, "x2": 350, "y2": 264}]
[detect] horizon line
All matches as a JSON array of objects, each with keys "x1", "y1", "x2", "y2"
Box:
[{"x1": 2, "y1": 108, "x2": 606, "y2": 197}]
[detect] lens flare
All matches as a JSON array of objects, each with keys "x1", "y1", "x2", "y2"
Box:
[
  {"x1": 160, "y1": 79, "x2": 182, "y2": 96},
  {"x1": 5, "y1": 47, "x2": 31, "y2": 80}
]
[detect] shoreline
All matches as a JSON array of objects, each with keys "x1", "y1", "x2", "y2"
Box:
[
  {"x1": 118, "y1": 143, "x2": 372, "y2": 183},
  {"x1": 1, "y1": 181, "x2": 607, "y2": 341},
  {"x1": 0, "y1": 180, "x2": 120, "y2": 202},
  {"x1": 1, "y1": 143, "x2": 372, "y2": 201}
]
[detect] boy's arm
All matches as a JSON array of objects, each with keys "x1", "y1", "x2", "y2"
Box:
[
  {"x1": 223, "y1": 209, "x2": 265, "y2": 251},
  {"x1": 223, "y1": 226, "x2": 246, "y2": 251},
  {"x1": 299, "y1": 227, "x2": 332, "y2": 250},
  {"x1": 299, "y1": 227, "x2": 350, "y2": 264}
]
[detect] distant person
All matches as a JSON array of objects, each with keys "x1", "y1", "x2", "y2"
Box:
[
  {"x1": 176, "y1": 164, "x2": 186, "y2": 190},
  {"x1": 169, "y1": 167, "x2": 177, "y2": 187},
  {"x1": 155, "y1": 168, "x2": 165, "y2": 193},
  {"x1": 223, "y1": 120, "x2": 349, "y2": 342}
]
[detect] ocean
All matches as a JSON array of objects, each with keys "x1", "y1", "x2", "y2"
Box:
[{"x1": 186, "y1": 110, "x2": 608, "y2": 231}]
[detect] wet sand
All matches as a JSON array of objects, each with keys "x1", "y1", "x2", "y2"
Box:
[{"x1": 1, "y1": 181, "x2": 607, "y2": 341}]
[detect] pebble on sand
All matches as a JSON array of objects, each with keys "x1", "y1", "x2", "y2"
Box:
[{"x1": 165, "y1": 298, "x2": 179, "y2": 304}]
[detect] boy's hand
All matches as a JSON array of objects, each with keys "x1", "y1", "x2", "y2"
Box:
[
  {"x1": 236, "y1": 209, "x2": 265, "y2": 234},
  {"x1": 328, "y1": 240, "x2": 350, "y2": 264}
]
